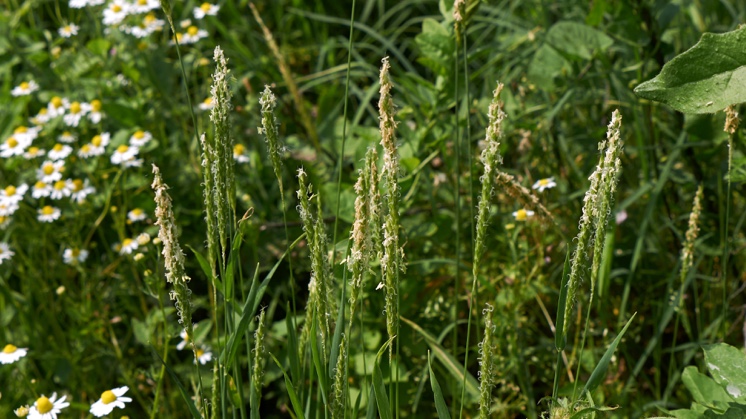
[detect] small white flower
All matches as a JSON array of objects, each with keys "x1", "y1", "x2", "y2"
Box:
[
  {"x1": 532, "y1": 177, "x2": 557, "y2": 192},
  {"x1": 37, "y1": 160, "x2": 65, "y2": 183},
  {"x1": 50, "y1": 179, "x2": 73, "y2": 200},
  {"x1": 89, "y1": 386, "x2": 132, "y2": 417},
  {"x1": 47, "y1": 143, "x2": 73, "y2": 161},
  {"x1": 111, "y1": 144, "x2": 142, "y2": 167},
  {"x1": 47, "y1": 97, "x2": 67, "y2": 118},
  {"x1": 103, "y1": 0, "x2": 130, "y2": 25},
  {"x1": 198, "y1": 97, "x2": 214, "y2": 111},
  {"x1": 193, "y1": 2, "x2": 219, "y2": 19},
  {"x1": 58, "y1": 23, "x2": 80, "y2": 37},
  {"x1": 0, "y1": 201, "x2": 19, "y2": 217},
  {"x1": 70, "y1": 178, "x2": 95, "y2": 203},
  {"x1": 127, "y1": 208, "x2": 147, "y2": 222},
  {"x1": 69, "y1": 0, "x2": 88, "y2": 8},
  {"x1": 0, "y1": 242, "x2": 14, "y2": 265},
  {"x1": 24, "y1": 146, "x2": 46, "y2": 160},
  {"x1": 512, "y1": 208, "x2": 535, "y2": 222},
  {"x1": 129, "y1": 130, "x2": 152, "y2": 147},
  {"x1": 87, "y1": 99, "x2": 104, "y2": 123},
  {"x1": 63, "y1": 101, "x2": 89, "y2": 127},
  {"x1": 28, "y1": 392, "x2": 70, "y2": 419},
  {"x1": 136, "y1": 232, "x2": 151, "y2": 245},
  {"x1": 119, "y1": 238, "x2": 139, "y2": 254},
  {"x1": 11, "y1": 81, "x2": 39, "y2": 96},
  {"x1": 63, "y1": 247, "x2": 89, "y2": 265},
  {"x1": 32, "y1": 181, "x2": 53, "y2": 199},
  {"x1": 233, "y1": 143, "x2": 249, "y2": 163},
  {"x1": 176, "y1": 328, "x2": 191, "y2": 350},
  {"x1": 0, "y1": 343, "x2": 26, "y2": 363},
  {"x1": 195, "y1": 347, "x2": 213, "y2": 364},
  {"x1": 58, "y1": 131, "x2": 76, "y2": 143},
  {"x1": 376, "y1": 282, "x2": 384, "y2": 290},
  {"x1": 30, "y1": 107, "x2": 52, "y2": 125},
  {"x1": 130, "y1": 0, "x2": 159, "y2": 13},
  {"x1": 38, "y1": 205, "x2": 62, "y2": 222},
  {"x1": 1, "y1": 136, "x2": 30, "y2": 158},
  {"x1": 1, "y1": 184, "x2": 28, "y2": 206},
  {"x1": 83, "y1": 132, "x2": 111, "y2": 157},
  {"x1": 176, "y1": 26, "x2": 208, "y2": 44},
  {"x1": 12, "y1": 126, "x2": 41, "y2": 143}
]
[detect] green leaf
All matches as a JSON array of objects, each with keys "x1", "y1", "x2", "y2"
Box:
[
  {"x1": 582, "y1": 312, "x2": 637, "y2": 396},
  {"x1": 428, "y1": 352, "x2": 451, "y2": 419},
  {"x1": 703, "y1": 343, "x2": 746, "y2": 402},
  {"x1": 682, "y1": 366, "x2": 735, "y2": 405},
  {"x1": 86, "y1": 38, "x2": 111, "y2": 56},
  {"x1": 269, "y1": 353, "x2": 306, "y2": 419},
  {"x1": 634, "y1": 26, "x2": 746, "y2": 114},
  {"x1": 545, "y1": 21, "x2": 613, "y2": 60},
  {"x1": 527, "y1": 44, "x2": 570, "y2": 89},
  {"x1": 372, "y1": 336, "x2": 396, "y2": 419},
  {"x1": 415, "y1": 18, "x2": 455, "y2": 76}
]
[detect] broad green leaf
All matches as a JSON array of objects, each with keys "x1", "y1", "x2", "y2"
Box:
[
  {"x1": 527, "y1": 44, "x2": 570, "y2": 89},
  {"x1": 682, "y1": 366, "x2": 735, "y2": 405},
  {"x1": 86, "y1": 38, "x2": 111, "y2": 56},
  {"x1": 428, "y1": 352, "x2": 451, "y2": 419},
  {"x1": 582, "y1": 312, "x2": 636, "y2": 396},
  {"x1": 634, "y1": 26, "x2": 746, "y2": 114},
  {"x1": 545, "y1": 21, "x2": 613, "y2": 60},
  {"x1": 415, "y1": 18, "x2": 455, "y2": 76},
  {"x1": 703, "y1": 343, "x2": 746, "y2": 402}
]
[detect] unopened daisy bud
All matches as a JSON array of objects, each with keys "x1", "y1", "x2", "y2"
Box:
[
  {"x1": 478, "y1": 304, "x2": 496, "y2": 419},
  {"x1": 134, "y1": 253, "x2": 145, "y2": 261},
  {"x1": 56, "y1": 286, "x2": 65, "y2": 295},
  {"x1": 14, "y1": 405, "x2": 29, "y2": 417}
]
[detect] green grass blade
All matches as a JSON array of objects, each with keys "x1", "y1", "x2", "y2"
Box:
[
  {"x1": 285, "y1": 302, "x2": 301, "y2": 386},
  {"x1": 151, "y1": 346, "x2": 202, "y2": 419},
  {"x1": 373, "y1": 336, "x2": 395, "y2": 419},
  {"x1": 582, "y1": 312, "x2": 638, "y2": 396},
  {"x1": 428, "y1": 352, "x2": 451, "y2": 419},
  {"x1": 223, "y1": 229, "x2": 245, "y2": 303},
  {"x1": 310, "y1": 311, "x2": 329, "y2": 407},
  {"x1": 270, "y1": 353, "x2": 306, "y2": 419},
  {"x1": 555, "y1": 248, "x2": 572, "y2": 351}
]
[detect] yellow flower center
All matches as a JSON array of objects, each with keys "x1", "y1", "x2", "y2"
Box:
[
  {"x1": 91, "y1": 135, "x2": 102, "y2": 146},
  {"x1": 200, "y1": 2, "x2": 211, "y2": 12},
  {"x1": 27, "y1": 146, "x2": 40, "y2": 155},
  {"x1": 34, "y1": 181, "x2": 46, "y2": 189},
  {"x1": 64, "y1": 25, "x2": 72, "y2": 32},
  {"x1": 144, "y1": 13, "x2": 156, "y2": 24},
  {"x1": 38, "y1": 108, "x2": 48, "y2": 115},
  {"x1": 137, "y1": 0, "x2": 147, "y2": 5},
  {"x1": 101, "y1": 390, "x2": 117, "y2": 404},
  {"x1": 72, "y1": 179, "x2": 84, "y2": 191},
  {"x1": 35, "y1": 396, "x2": 53, "y2": 414},
  {"x1": 175, "y1": 33, "x2": 183, "y2": 42},
  {"x1": 69, "y1": 101, "x2": 81, "y2": 114},
  {"x1": 4, "y1": 186, "x2": 16, "y2": 196},
  {"x1": 117, "y1": 145, "x2": 130, "y2": 153},
  {"x1": 131, "y1": 208, "x2": 143, "y2": 216},
  {"x1": 80, "y1": 144, "x2": 92, "y2": 153},
  {"x1": 196, "y1": 348, "x2": 205, "y2": 357},
  {"x1": 43, "y1": 164, "x2": 55, "y2": 175},
  {"x1": 53, "y1": 144, "x2": 64, "y2": 152},
  {"x1": 2, "y1": 344, "x2": 17, "y2": 353},
  {"x1": 6, "y1": 137, "x2": 18, "y2": 148},
  {"x1": 51, "y1": 97, "x2": 63, "y2": 108},
  {"x1": 91, "y1": 99, "x2": 102, "y2": 112},
  {"x1": 233, "y1": 144, "x2": 245, "y2": 155},
  {"x1": 112, "y1": 4, "x2": 122, "y2": 12},
  {"x1": 133, "y1": 130, "x2": 145, "y2": 139},
  {"x1": 62, "y1": 131, "x2": 72, "y2": 138},
  {"x1": 539, "y1": 179, "x2": 549, "y2": 186},
  {"x1": 41, "y1": 206, "x2": 55, "y2": 215},
  {"x1": 187, "y1": 26, "x2": 199, "y2": 36},
  {"x1": 20, "y1": 82, "x2": 30, "y2": 90},
  {"x1": 71, "y1": 249, "x2": 81, "y2": 257},
  {"x1": 514, "y1": 209, "x2": 528, "y2": 221},
  {"x1": 14, "y1": 126, "x2": 28, "y2": 134},
  {"x1": 54, "y1": 180, "x2": 66, "y2": 191},
  {"x1": 122, "y1": 238, "x2": 133, "y2": 247},
  {"x1": 203, "y1": 97, "x2": 213, "y2": 105}
]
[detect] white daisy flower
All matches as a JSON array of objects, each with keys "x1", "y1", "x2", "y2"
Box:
[
  {"x1": 103, "y1": 0, "x2": 130, "y2": 25},
  {"x1": 110, "y1": 144, "x2": 142, "y2": 167},
  {"x1": 136, "y1": 232, "x2": 151, "y2": 245},
  {"x1": 1, "y1": 184, "x2": 28, "y2": 206},
  {"x1": 1, "y1": 136, "x2": 30, "y2": 158},
  {"x1": 90, "y1": 386, "x2": 132, "y2": 417},
  {"x1": 50, "y1": 179, "x2": 73, "y2": 200},
  {"x1": 63, "y1": 247, "x2": 89, "y2": 265},
  {"x1": 63, "y1": 101, "x2": 88, "y2": 127},
  {"x1": 38, "y1": 205, "x2": 61, "y2": 222},
  {"x1": 58, "y1": 23, "x2": 80, "y2": 37},
  {"x1": 119, "y1": 238, "x2": 139, "y2": 254},
  {"x1": 48, "y1": 143, "x2": 73, "y2": 161},
  {"x1": 14, "y1": 405, "x2": 30, "y2": 417},
  {"x1": 198, "y1": 97, "x2": 214, "y2": 111},
  {"x1": 233, "y1": 143, "x2": 249, "y2": 163},
  {"x1": 77, "y1": 144, "x2": 95, "y2": 159},
  {"x1": 0, "y1": 201, "x2": 19, "y2": 217},
  {"x1": 32, "y1": 181, "x2": 53, "y2": 199},
  {"x1": 58, "y1": 131, "x2": 76, "y2": 143},
  {"x1": 193, "y1": 2, "x2": 219, "y2": 19},
  {"x1": 176, "y1": 328, "x2": 191, "y2": 350},
  {"x1": 12, "y1": 126, "x2": 41, "y2": 143},
  {"x1": 47, "y1": 97, "x2": 67, "y2": 118},
  {"x1": 30, "y1": 107, "x2": 52, "y2": 125},
  {"x1": 195, "y1": 347, "x2": 213, "y2": 364},
  {"x1": 0, "y1": 215, "x2": 10, "y2": 229},
  {"x1": 176, "y1": 26, "x2": 208, "y2": 44},
  {"x1": 532, "y1": 177, "x2": 557, "y2": 192},
  {"x1": 69, "y1": 0, "x2": 88, "y2": 8},
  {"x1": 127, "y1": 208, "x2": 147, "y2": 222},
  {"x1": 129, "y1": 130, "x2": 152, "y2": 147},
  {"x1": 28, "y1": 392, "x2": 70, "y2": 419},
  {"x1": 512, "y1": 208, "x2": 535, "y2": 222},
  {"x1": 86, "y1": 99, "x2": 104, "y2": 123},
  {"x1": 0, "y1": 343, "x2": 26, "y2": 363},
  {"x1": 11, "y1": 81, "x2": 39, "y2": 96},
  {"x1": 70, "y1": 179, "x2": 95, "y2": 203},
  {"x1": 0, "y1": 242, "x2": 14, "y2": 265},
  {"x1": 24, "y1": 146, "x2": 46, "y2": 159},
  {"x1": 130, "y1": 0, "x2": 159, "y2": 13},
  {"x1": 89, "y1": 133, "x2": 110, "y2": 156},
  {"x1": 37, "y1": 160, "x2": 65, "y2": 183},
  {"x1": 143, "y1": 12, "x2": 165, "y2": 31}
]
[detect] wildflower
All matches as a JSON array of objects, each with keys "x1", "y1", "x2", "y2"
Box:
[
  {"x1": 63, "y1": 248, "x2": 89, "y2": 265},
  {"x1": 70, "y1": 179, "x2": 95, "y2": 203},
  {"x1": 176, "y1": 328, "x2": 191, "y2": 350},
  {"x1": 111, "y1": 144, "x2": 142, "y2": 167},
  {"x1": 63, "y1": 101, "x2": 88, "y2": 126},
  {"x1": 130, "y1": 0, "x2": 159, "y2": 14},
  {"x1": 0, "y1": 215, "x2": 10, "y2": 229},
  {"x1": 127, "y1": 208, "x2": 147, "y2": 222},
  {"x1": 58, "y1": 24, "x2": 79, "y2": 38},
  {"x1": 78, "y1": 144, "x2": 94, "y2": 158},
  {"x1": 11, "y1": 81, "x2": 39, "y2": 96},
  {"x1": 1, "y1": 136, "x2": 30, "y2": 158},
  {"x1": 137, "y1": 232, "x2": 151, "y2": 245},
  {"x1": 195, "y1": 346, "x2": 213, "y2": 364},
  {"x1": 32, "y1": 181, "x2": 52, "y2": 199},
  {"x1": 28, "y1": 392, "x2": 69, "y2": 419},
  {"x1": 47, "y1": 97, "x2": 67, "y2": 118},
  {"x1": 38, "y1": 206, "x2": 61, "y2": 222},
  {"x1": 48, "y1": 144, "x2": 73, "y2": 161},
  {"x1": 532, "y1": 177, "x2": 556, "y2": 192},
  {"x1": 1, "y1": 184, "x2": 28, "y2": 206},
  {"x1": 233, "y1": 143, "x2": 249, "y2": 163},
  {"x1": 37, "y1": 161, "x2": 65, "y2": 183},
  {"x1": 87, "y1": 132, "x2": 111, "y2": 156},
  {"x1": 179, "y1": 26, "x2": 208, "y2": 44},
  {"x1": 129, "y1": 130, "x2": 152, "y2": 147},
  {"x1": 0, "y1": 242, "x2": 14, "y2": 264},
  {"x1": 512, "y1": 208, "x2": 534, "y2": 221},
  {"x1": 24, "y1": 147, "x2": 45, "y2": 159},
  {"x1": 14, "y1": 405, "x2": 30, "y2": 417},
  {"x1": 119, "y1": 238, "x2": 139, "y2": 254},
  {"x1": 13, "y1": 126, "x2": 41, "y2": 143},
  {"x1": 0, "y1": 344, "x2": 27, "y2": 364},
  {"x1": 89, "y1": 386, "x2": 132, "y2": 417},
  {"x1": 50, "y1": 179, "x2": 73, "y2": 200},
  {"x1": 198, "y1": 97, "x2": 214, "y2": 110},
  {"x1": 87, "y1": 99, "x2": 104, "y2": 123},
  {"x1": 69, "y1": 0, "x2": 88, "y2": 8},
  {"x1": 58, "y1": 131, "x2": 76, "y2": 143},
  {"x1": 193, "y1": 2, "x2": 219, "y2": 19},
  {"x1": 103, "y1": 0, "x2": 130, "y2": 25},
  {"x1": 0, "y1": 200, "x2": 18, "y2": 216},
  {"x1": 30, "y1": 108, "x2": 52, "y2": 125}
]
